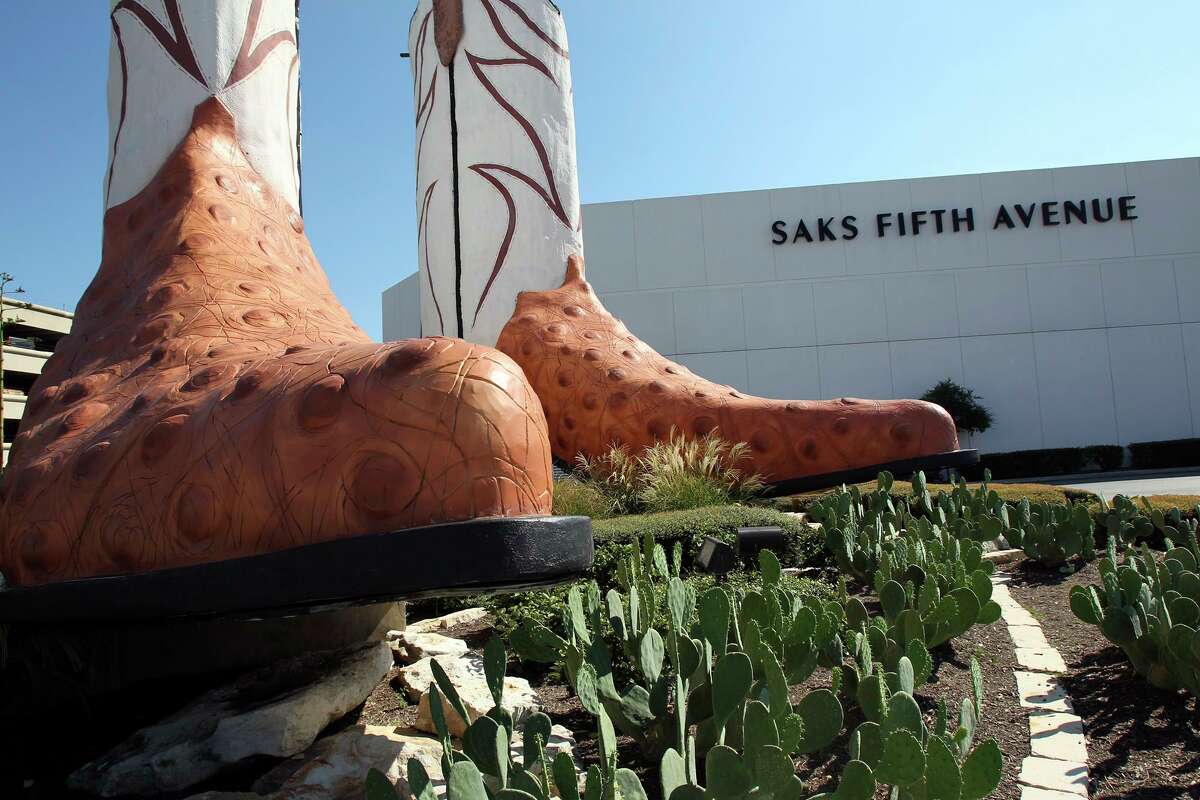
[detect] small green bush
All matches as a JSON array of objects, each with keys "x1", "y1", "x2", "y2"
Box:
[
  {"x1": 551, "y1": 477, "x2": 617, "y2": 519},
  {"x1": 921, "y1": 378, "x2": 993, "y2": 435},
  {"x1": 487, "y1": 583, "x2": 573, "y2": 638}
]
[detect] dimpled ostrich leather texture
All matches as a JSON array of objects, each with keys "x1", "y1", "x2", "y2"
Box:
[
  {"x1": 0, "y1": 99, "x2": 552, "y2": 587},
  {"x1": 497, "y1": 256, "x2": 959, "y2": 483}
]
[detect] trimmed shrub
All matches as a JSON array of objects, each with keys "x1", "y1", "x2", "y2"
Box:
[
  {"x1": 959, "y1": 439, "x2": 1194, "y2": 479},
  {"x1": 1129, "y1": 437, "x2": 1200, "y2": 470},
  {"x1": 592, "y1": 504, "x2": 825, "y2": 581},
  {"x1": 975, "y1": 447, "x2": 1087, "y2": 479},
  {"x1": 921, "y1": 378, "x2": 993, "y2": 435},
  {"x1": 1081, "y1": 444, "x2": 1124, "y2": 471}
]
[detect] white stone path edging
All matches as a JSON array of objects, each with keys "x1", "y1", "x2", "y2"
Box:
[{"x1": 990, "y1": 573, "x2": 1092, "y2": 799}]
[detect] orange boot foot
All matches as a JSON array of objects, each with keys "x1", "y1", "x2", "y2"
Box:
[{"x1": 497, "y1": 256, "x2": 975, "y2": 494}]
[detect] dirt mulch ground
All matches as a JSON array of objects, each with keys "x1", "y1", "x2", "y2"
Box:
[{"x1": 1008, "y1": 559, "x2": 1200, "y2": 799}]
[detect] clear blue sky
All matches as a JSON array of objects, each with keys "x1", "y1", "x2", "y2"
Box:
[{"x1": 2, "y1": 1, "x2": 1197, "y2": 339}]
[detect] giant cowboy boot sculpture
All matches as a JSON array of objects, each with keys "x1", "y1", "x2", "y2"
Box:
[
  {"x1": 409, "y1": 0, "x2": 973, "y2": 493},
  {"x1": 0, "y1": 0, "x2": 589, "y2": 622}
]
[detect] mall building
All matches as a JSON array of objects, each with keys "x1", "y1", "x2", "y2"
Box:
[{"x1": 383, "y1": 158, "x2": 1200, "y2": 455}]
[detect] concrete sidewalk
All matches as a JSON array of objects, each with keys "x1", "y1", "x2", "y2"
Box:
[
  {"x1": 995, "y1": 467, "x2": 1200, "y2": 502},
  {"x1": 1061, "y1": 473, "x2": 1200, "y2": 502}
]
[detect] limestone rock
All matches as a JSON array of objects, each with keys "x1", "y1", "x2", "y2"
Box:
[
  {"x1": 416, "y1": 675, "x2": 540, "y2": 738},
  {"x1": 982, "y1": 548, "x2": 1024, "y2": 564},
  {"x1": 253, "y1": 725, "x2": 446, "y2": 800},
  {"x1": 405, "y1": 608, "x2": 489, "y2": 634},
  {"x1": 392, "y1": 632, "x2": 469, "y2": 664},
  {"x1": 71, "y1": 642, "x2": 392, "y2": 797},
  {"x1": 399, "y1": 653, "x2": 540, "y2": 738},
  {"x1": 397, "y1": 653, "x2": 485, "y2": 701}
]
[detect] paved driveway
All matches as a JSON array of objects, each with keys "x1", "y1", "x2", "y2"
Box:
[{"x1": 1055, "y1": 471, "x2": 1200, "y2": 502}]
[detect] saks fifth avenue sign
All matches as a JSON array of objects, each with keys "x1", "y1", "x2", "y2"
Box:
[{"x1": 770, "y1": 195, "x2": 1137, "y2": 245}]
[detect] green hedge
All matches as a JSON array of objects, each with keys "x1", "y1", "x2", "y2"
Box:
[
  {"x1": 591, "y1": 504, "x2": 825, "y2": 583},
  {"x1": 1129, "y1": 438, "x2": 1200, "y2": 470},
  {"x1": 1083, "y1": 445, "x2": 1126, "y2": 471},
  {"x1": 958, "y1": 438, "x2": 1198, "y2": 479},
  {"x1": 962, "y1": 447, "x2": 1095, "y2": 479}
]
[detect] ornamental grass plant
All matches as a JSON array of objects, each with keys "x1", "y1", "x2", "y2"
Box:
[{"x1": 574, "y1": 429, "x2": 765, "y2": 515}]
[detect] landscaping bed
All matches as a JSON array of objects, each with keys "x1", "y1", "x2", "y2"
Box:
[
  {"x1": 486, "y1": 583, "x2": 1029, "y2": 800},
  {"x1": 1007, "y1": 560, "x2": 1200, "y2": 799},
  {"x1": 789, "y1": 605, "x2": 1028, "y2": 800}
]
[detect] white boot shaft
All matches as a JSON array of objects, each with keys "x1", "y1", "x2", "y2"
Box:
[
  {"x1": 409, "y1": 0, "x2": 583, "y2": 345},
  {"x1": 106, "y1": 0, "x2": 301, "y2": 212}
]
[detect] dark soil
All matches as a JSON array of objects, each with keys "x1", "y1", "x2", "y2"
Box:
[
  {"x1": 1008, "y1": 559, "x2": 1200, "y2": 799},
  {"x1": 924, "y1": 617, "x2": 1029, "y2": 800},
  {"x1": 354, "y1": 666, "x2": 419, "y2": 728}
]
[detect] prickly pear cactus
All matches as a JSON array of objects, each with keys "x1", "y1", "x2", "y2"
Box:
[{"x1": 1071, "y1": 535, "x2": 1200, "y2": 695}]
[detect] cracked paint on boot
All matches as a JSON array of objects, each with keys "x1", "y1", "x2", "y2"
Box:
[
  {"x1": 0, "y1": 99, "x2": 552, "y2": 587},
  {"x1": 497, "y1": 255, "x2": 959, "y2": 485}
]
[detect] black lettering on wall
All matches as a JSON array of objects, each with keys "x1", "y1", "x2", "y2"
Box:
[
  {"x1": 876, "y1": 213, "x2": 892, "y2": 237},
  {"x1": 993, "y1": 205, "x2": 1015, "y2": 229},
  {"x1": 1092, "y1": 197, "x2": 1114, "y2": 222},
  {"x1": 911, "y1": 210, "x2": 927, "y2": 235},
  {"x1": 772, "y1": 193, "x2": 1138, "y2": 244},
  {"x1": 952, "y1": 207, "x2": 974, "y2": 232},
  {"x1": 1118, "y1": 195, "x2": 1138, "y2": 221},
  {"x1": 1041, "y1": 201, "x2": 1060, "y2": 226},
  {"x1": 841, "y1": 215, "x2": 859, "y2": 240},
  {"x1": 817, "y1": 217, "x2": 837, "y2": 241},
  {"x1": 771, "y1": 220, "x2": 788, "y2": 244}
]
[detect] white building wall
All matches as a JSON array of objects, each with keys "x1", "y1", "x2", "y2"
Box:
[{"x1": 384, "y1": 157, "x2": 1200, "y2": 454}]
